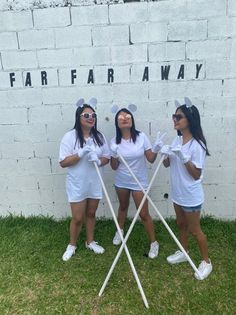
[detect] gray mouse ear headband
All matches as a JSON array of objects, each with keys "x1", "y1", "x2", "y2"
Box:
[
  {"x1": 76, "y1": 97, "x2": 98, "y2": 110},
  {"x1": 111, "y1": 103, "x2": 137, "y2": 114},
  {"x1": 175, "y1": 97, "x2": 193, "y2": 111}
]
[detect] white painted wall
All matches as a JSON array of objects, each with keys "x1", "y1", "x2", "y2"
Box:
[{"x1": 0, "y1": 1, "x2": 236, "y2": 219}]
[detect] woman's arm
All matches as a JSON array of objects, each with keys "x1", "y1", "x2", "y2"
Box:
[
  {"x1": 60, "y1": 154, "x2": 80, "y2": 168},
  {"x1": 100, "y1": 157, "x2": 109, "y2": 167},
  {"x1": 144, "y1": 149, "x2": 158, "y2": 164},
  {"x1": 110, "y1": 156, "x2": 120, "y2": 170},
  {"x1": 184, "y1": 161, "x2": 202, "y2": 180}
]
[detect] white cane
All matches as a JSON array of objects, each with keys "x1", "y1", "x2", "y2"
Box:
[
  {"x1": 93, "y1": 162, "x2": 149, "y2": 308},
  {"x1": 118, "y1": 153, "x2": 202, "y2": 279},
  {"x1": 99, "y1": 155, "x2": 165, "y2": 297}
]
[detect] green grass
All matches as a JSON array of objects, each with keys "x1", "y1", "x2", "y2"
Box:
[{"x1": 0, "y1": 216, "x2": 235, "y2": 315}]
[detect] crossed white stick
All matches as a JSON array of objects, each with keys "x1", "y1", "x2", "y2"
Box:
[{"x1": 93, "y1": 152, "x2": 202, "y2": 308}]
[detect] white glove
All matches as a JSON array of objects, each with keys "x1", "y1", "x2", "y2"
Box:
[
  {"x1": 160, "y1": 145, "x2": 172, "y2": 156},
  {"x1": 110, "y1": 143, "x2": 119, "y2": 159},
  {"x1": 77, "y1": 145, "x2": 92, "y2": 158},
  {"x1": 88, "y1": 151, "x2": 101, "y2": 166},
  {"x1": 152, "y1": 131, "x2": 167, "y2": 153},
  {"x1": 171, "y1": 145, "x2": 190, "y2": 164}
]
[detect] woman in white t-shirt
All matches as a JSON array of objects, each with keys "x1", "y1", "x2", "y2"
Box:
[
  {"x1": 110, "y1": 108, "x2": 162, "y2": 259},
  {"x1": 59, "y1": 102, "x2": 110, "y2": 261},
  {"x1": 161, "y1": 101, "x2": 212, "y2": 280}
]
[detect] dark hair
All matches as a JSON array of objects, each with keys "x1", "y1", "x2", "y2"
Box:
[
  {"x1": 176, "y1": 104, "x2": 210, "y2": 156},
  {"x1": 73, "y1": 104, "x2": 104, "y2": 148},
  {"x1": 115, "y1": 108, "x2": 140, "y2": 144}
]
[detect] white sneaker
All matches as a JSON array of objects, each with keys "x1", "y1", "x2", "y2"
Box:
[
  {"x1": 86, "y1": 241, "x2": 105, "y2": 254},
  {"x1": 167, "y1": 250, "x2": 188, "y2": 264},
  {"x1": 148, "y1": 241, "x2": 159, "y2": 259},
  {"x1": 62, "y1": 244, "x2": 76, "y2": 261},
  {"x1": 194, "y1": 260, "x2": 213, "y2": 280},
  {"x1": 112, "y1": 229, "x2": 124, "y2": 245}
]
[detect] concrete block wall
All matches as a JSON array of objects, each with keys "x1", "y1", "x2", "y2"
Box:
[{"x1": 0, "y1": 1, "x2": 235, "y2": 219}]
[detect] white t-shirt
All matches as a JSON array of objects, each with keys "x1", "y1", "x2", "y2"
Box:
[
  {"x1": 110, "y1": 132, "x2": 152, "y2": 190},
  {"x1": 169, "y1": 137, "x2": 206, "y2": 207},
  {"x1": 59, "y1": 129, "x2": 110, "y2": 203}
]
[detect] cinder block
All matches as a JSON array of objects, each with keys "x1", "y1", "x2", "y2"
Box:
[
  {"x1": 230, "y1": 39, "x2": 236, "y2": 59},
  {"x1": 46, "y1": 122, "x2": 72, "y2": 142},
  {"x1": 12, "y1": 124, "x2": 47, "y2": 143},
  {"x1": 111, "y1": 45, "x2": 147, "y2": 64},
  {"x1": 168, "y1": 20, "x2": 207, "y2": 41},
  {"x1": 71, "y1": 5, "x2": 108, "y2": 26},
  {"x1": 228, "y1": 0, "x2": 236, "y2": 16},
  {"x1": 17, "y1": 158, "x2": 52, "y2": 175},
  {"x1": 206, "y1": 59, "x2": 236, "y2": 79},
  {"x1": 0, "y1": 32, "x2": 18, "y2": 50},
  {"x1": 223, "y1": 79, "x2": 236, "y2": 96},
  {"x1": 1, "y1": 50, "x2": 38, "y2": 70},
  {"x1": 109, "y1": 3, "x2": 148, "y2": 24},
  {"x1": 0, "y1": 159, "x2": 18, "y2": 175},
  {"x1": 112, "y1": 83, "x2": 148, "y2": 102},
  {"x1": 149, "y1": 42, "x2": 185, "y2": 62},
  {"x1": 37, "y1": 48, "x2": 74, "y2": 68},
  {"x1": 73, "y1": 47, "x2": 110, "y2": 65},
  {"x1": 186, "y1": 0, "x2": 227, "y2": 18},
  {"x1": 42, "y1": 86, "x2": 78, "y2": 104},
  {"x1": 33, "y1": 141, "x2": 58, "y2": 159},
  {"x1": 7, "y1": 88, "x2": 43, "y2": 107},
  {"x1": 0, "y1": 125, "x2": 15, "y2": 143},
  {"x1": 0, "y1": 108, "x2": 27, "y2": 124},
  {"x1": 186, "y1": 39, "x2": 231, "y2": 60},
  {"x1": 148, "y1": 1, "x2": 187, "y2": 22},
  {"x1": 22, "y1": 69, "x2": 58, "y2": 88},
  {"x1": 130, "y1": 22, "x2": 168, "y2": 44},
  {"x1": 55, "y1": 26, "x2": 92, "y2": 48},
  {"x1": 0, "y1": 71, "x2": 23, "y2": 89},
  {"x1": 208, "y1": 17, "x2": 236, "y2": 38},
  {"x1": 1, "y1": 142, "x2": 34, "y2": 159},
  {"x1": 0, "y1": 91, "x2": 8, "y2": 107},
  {"x1": 33, "y1": 7, "x2": 70, "y2": 29},
  {"x1": 92, "y1": 25, "x2": 129, "y2": 46},
  {"x1": 149, "y1": 79, "x2": 222, "y2": 99},
  {"x1": 0, "y1": 11, "x2": 33, "y2": 31},
  {"x1": 29, "y1": 105, "x2": 62, "y2": 123},
  {"x1": 203, "y1": 97, "x2": 236, "y2": 117},
  {"x1": 18, "y1": 29, "x2": 54, "y2": 50}
]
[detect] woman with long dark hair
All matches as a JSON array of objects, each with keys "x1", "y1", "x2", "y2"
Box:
[
  {"x1": 162, "y1": 101, "x2": 212, "y2": 280},
  {"x1": 59, "y1": 102, "x2": 110, "y2": 261},
  {"x1": 110, "y1": 108, "x2": 162, "y2": 259}
]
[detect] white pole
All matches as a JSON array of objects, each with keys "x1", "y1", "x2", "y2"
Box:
[
  {"x1": 93, "y1": 163, "x2": 149, "y2": 308},
  {"x1": 118, "y1": 154, "x2": 202, "y2": 279},
  {"x1": 99, "y1": 156, "x2": 165, "y2": 294}
]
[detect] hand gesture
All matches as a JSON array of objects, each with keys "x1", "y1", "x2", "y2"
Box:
[
  {"x1": 88, "y1": 151, "x2": 101, "y2": 166},
  {"x1": 160, "y1": 145, "x2": 172, "y2": 156},
  {"x1": 77, "y1": 145, "x2": 92, "y2": 158},
  {"x1": 171, "y1": 137, "x2": 190, "y2": 164},
  {"x1": 152, "y1": 131, "x2": 167, "y2": 153}
]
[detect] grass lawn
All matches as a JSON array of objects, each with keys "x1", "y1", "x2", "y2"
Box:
[{"x1": 0, "y1": 216, "x2": 235, "y2": 315}]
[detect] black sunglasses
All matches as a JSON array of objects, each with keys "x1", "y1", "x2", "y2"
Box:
[
  {"x1": 172, "y1": 114, "x2": 185, "y2": 122},
  {"x1": 80, "y1": 112, "x2": 97, "y2": 119}
]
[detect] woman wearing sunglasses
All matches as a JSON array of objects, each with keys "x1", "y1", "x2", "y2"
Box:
[
  {"x1": 59, "y1": 103, "x2": 110, "y2": 261},
  {"x1": 161, "y1": 101, "x2": 212, "y2": 280},
  {"x1": 110, "y1": 108, "x2": 162, "y2": 259}
]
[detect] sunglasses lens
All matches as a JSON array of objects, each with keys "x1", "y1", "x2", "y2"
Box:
[
  {"x1": 91, "y1": 113, "x2": 96, "y2": 118},
  {"x1": 84, "y1": 113, "x2": 89, "y2": 119},
  {"x1": 172, "y1": 114, "x2": 184, "y2": 121}
]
